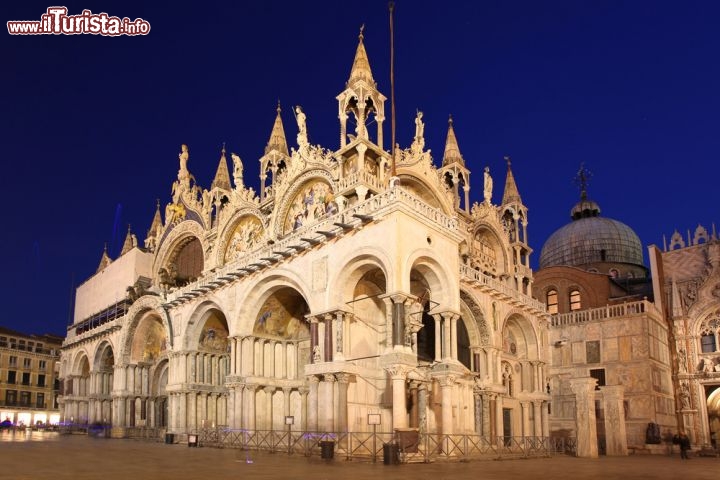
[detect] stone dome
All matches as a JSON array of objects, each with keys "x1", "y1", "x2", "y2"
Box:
[{"x1": 539, "y1": 198, "x2": 644, "y2": 269}]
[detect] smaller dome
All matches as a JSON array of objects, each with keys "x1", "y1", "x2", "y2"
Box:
[
  {"x1": 571, "y1": 198, "x2": 601, "y2": 220},
  {"x1": 539, "y1": 215, "x2": 643, "y2": 269}
]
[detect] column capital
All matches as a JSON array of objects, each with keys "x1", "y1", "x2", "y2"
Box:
[
  {"x1": 263, "y1": 386, "x2": 277, "y2": 394},
  {"x1": 335, "y1": 373, "x2": 353, "y2": 384},
  {"x1": 306, "y1": 375, "x2": 320, "y2": 385},
  {"x1": 322, "y1": 374, "x2": 337, "y2": 383},
  {"x1": 436, "y1": 375, "x2": 457, "y2": 387},
  {"x1": 569, "y1": 377, "x2": 598, "y2": 396},
  {"x1": 384, "y1": 364, "x2": 413, "y2": 379}
]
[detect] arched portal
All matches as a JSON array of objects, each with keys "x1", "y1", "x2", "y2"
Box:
[
  {"x1": 706, "y1": 385, "x2": 720, "y2": 449},
  {"x1": 94, "y1": 343, "x2": 114, "y2": 425}
]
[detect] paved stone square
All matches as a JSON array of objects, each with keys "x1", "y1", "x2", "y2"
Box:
[{"x1": 1, "y1": 431, "x2": 718, "y2": 480}]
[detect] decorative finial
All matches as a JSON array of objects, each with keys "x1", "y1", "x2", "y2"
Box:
[
  {"x1": 156, "y1": 198, "x2": 160, "y2": 208},
  {"x1": 277, "y1": 99, "x2": 281, "y2": 114},
  {"x1": 359, "y1": 23, "x2": 365, "y2": 41},
  {"x1": 127, "y1": 224, "x2": 132, "y2": 233},
  {"x1": 448, "y1": 114, "x2": 453, "y2": 126},
  {"x1": 504, "y1": 155, "x2": 511, "y2": 167},
  {"x1": 573, "y1": 162, "x2": 592, "y2": 200},
  {"x1": 221, "y1": 142, "x2": 226, "y2": 155}
]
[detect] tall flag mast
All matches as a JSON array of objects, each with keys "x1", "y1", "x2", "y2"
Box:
[{"x1": 389, "y1": 2, "x2": 397, "y2": 179}]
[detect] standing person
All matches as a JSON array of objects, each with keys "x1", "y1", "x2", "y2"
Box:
[{"x1": 674, "y1": 431, "x2": 691, "y2": 459}]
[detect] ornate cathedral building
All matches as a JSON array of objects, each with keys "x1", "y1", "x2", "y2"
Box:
[
  {"x1": 58, "y1": 31, "x2": 550, "y2": 442},
  {"x1": 649, "y1": 225, "x2": 720, "y2": 451}
]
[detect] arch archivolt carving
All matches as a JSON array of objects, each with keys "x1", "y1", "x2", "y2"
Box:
[
  {"x1": 470, "y1": 223, "x2": 510, "y2": 276},
  {"x1": 233, "y1": 269, "x2": 313, "y2": 335},
  {"x1": 406, "y1": 249, "x2": 455, "y2": 309},
  {"x1": 92, "y1": 340, "x2": 116, "y2": 370},
  {"x1": 459, "y1": 289, "x2": 490, "y2": 346},
  {"x1": 182, "y1": 299, "x2": 228, "y2": 350},
  {"x1": 118, "y1": 295, "x2": 173, "y2": 364},
  {"x1": 71, "y1": 349, "x2": 91, "y2": 374},
  {"x1": 329, "y1": 247, "x2": 391, "y2": 306},
  {"x1": 215, "y1": 208, "x2": 267, "y2": 267},
  {"x1": 501, "y1": 310, "x2": 539, "y2": 360},
  {"x1": 395, "y1": 171, "x2": 454, "y2": 215},
  {"x1": 272, "y1": 169, "x2": 337, "y2": 238},
  {"x1": 153, "y1": 220, "x2": 207, "y2": 279}
]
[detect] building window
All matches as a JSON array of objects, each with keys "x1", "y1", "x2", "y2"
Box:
[
  {"x1": 700, "y1": 319, "x2": 719, "y2": 353},
  {"x1": 7, "y1": 370, "x2": 16, "y2": 384},
  {"x1": 36, "y1": 393, "x2": 45, "y2": 408},
  {"x1": 20, "y1": 391, "x2": 30, "y2": 406},
  {"x1": 23, "y1": 358, "x2": 31, "y2": 369},
  {"x1": 569, "y1": 289, "x2": 582, "y2": 311},
  {"x1": 701, "y1": 334, "x2": 716, "y2": 353},
  {"x1": 546, "y1": 289, "x2": 558, "y2": 314},
  {"x1": 9, "y1": 356, "x2": 17, "y2": 367},
  {"x1": 38, "y1": 374, "x2": 46, "y2": 387},
  {"x1": 590, "y1": 368, "x2": 605, "y2": 390},
  {"x1": 6, "y1": 390, "x2": 17, "y2": 406},
  {"x1": 18, "y1": 340, "x2": 26, "y2": 351},
  {"x1": 0, "y1": 336, "x2": 6, "y2": 347},
  {"x1": 39, "y1": 360, "x2": 47, "y2": 370},
  {"x1": 21, "y1": 372, "x2": 30, "y2": 386}
]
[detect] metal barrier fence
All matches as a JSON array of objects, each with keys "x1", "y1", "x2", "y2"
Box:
[{"x1": 189, "y1": 427, "x2": 577, "y2": 462}]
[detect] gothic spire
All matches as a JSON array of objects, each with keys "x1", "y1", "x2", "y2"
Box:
[
  {"x1": 265, "y1": 101, "x2": 289, "y2": 156},
  {"x1": 96, "y1": 243, "x2": 112, "y2": 273},
  {"x1": 501, "y1": 156, "x2": 522, "y2": 205},
  {"x1": 347, "y1": 24, "x2": 375, "y2": 85},
  {"x1": 147, "y1": 199, "x2": 162, "y2": 238},
  {"x1": 442, "y1": 115, "x2": 465, "y2": 167},
  {"x1": 120, "y1": 224, "x2": 134, "y2": 256},
  {"x1": 211, "y1": 143, "x2": 232, "y2": 191}
]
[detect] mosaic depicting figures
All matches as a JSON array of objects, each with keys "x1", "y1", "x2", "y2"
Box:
[
  {"x1": 284, "y1": 181, "x2": 338, "y2": 233},
  {"x1": 224, "y1": 216, "x2": 264, "y2": 262},
  {"x1": 253, "y1": 292, "x2": 310, "y2": 339},
  {"x1": 199, "y1": 313, "x2": 229, "y2": 353},
  {"x1": 131, "y1": 317, "x2": 168, "y2": 363}
]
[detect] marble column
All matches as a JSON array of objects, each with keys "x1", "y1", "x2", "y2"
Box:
[
  {"x1": 495, "y1": 395, "x2": 504, "y2": 440},
  {"x1": 264, "y1": 386, "x2": 276, "y2": 430},
  {"x1": 307, "y1": 376, "x2": 319, "y2": 431},
  {"x1": 387, "y1": 366, "x2": 411, "y2": 430},
  {"x1": 409, "y1": 381, "x2": 419, "y2": 428},
  {"x1": 533, "y1": 401, "x2": 542, "y2": 437},
  {"x1": 521, "y1": 401, "x2": 530, "y2": 437},
  {"x1": 434, "y1": 315, "x2": 442, "y2": 362},
  {"x1": 336, "y1": 374, "x2": 350, "y2": 433},
  {"x1": 418, "y1": 383, "x2": 428, "y2": 434},
  {"x1": 320, "y1": 374, "x2": 336, "y2": 432},
  {"x1": 473, "y1": 388, "x2": 483, "y2": 434},
  {"x1": 299, "y1": 387, "x2": 309, "y2": 432},
  {"x1": 244, "y1": 385, "x2": 257, "y2": 431},
  {"x1": 569, "y1": 377, "x2": 598, "y2": 458},
  {"x1": 438, "y1": 376, "x2": 455, "y2": 435},
  {"x1": 600, "y1": 385, "x2": 627, "y2": 456}
]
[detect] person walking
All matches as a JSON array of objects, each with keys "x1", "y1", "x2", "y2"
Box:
[{"x1": 673, "y1": 431, "x2": 691, "y2": 459}]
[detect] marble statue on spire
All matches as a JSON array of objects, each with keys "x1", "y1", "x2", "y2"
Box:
[
  {"x1": 231, "y1": 153, "x2": 244, "y2": 188},
  {"x1": 178, "y1": 144, "x2": 189, "y2": 179},
  {"x1": 484, "y1": 166, "x2": 493, "y2": 204},
  {"x1": 411, "y1": 110, "x2": 425, "y2": 154},
  {"x1": 295, "y1": 105, "x2": 308, "y2": 147}
]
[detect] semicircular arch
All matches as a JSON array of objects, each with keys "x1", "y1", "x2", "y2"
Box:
[
  {"x1": 273, "y1": 169, "x2": 337, "y2": 238},
  {"x1": 153, "y1": 220, "x2": 207, "y2": 283}
]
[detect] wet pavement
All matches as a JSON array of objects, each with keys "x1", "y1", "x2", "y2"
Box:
[{"x1": 1, "y1": 430, "x2": 718, "y2": 480}]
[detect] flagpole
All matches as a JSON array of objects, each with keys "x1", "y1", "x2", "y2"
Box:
[{"x1": 389, "y1": 2, "x2": 397, "y2": 180}]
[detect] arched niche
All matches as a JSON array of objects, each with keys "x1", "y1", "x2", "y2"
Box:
[
  {"x1": 253, "y1": 287, "x2": 310, "y2": 340},
  {"x1": 282, "y1": 179, "x2": 338, "y2": 235},
  {"x1": 130, "y1": 313, "x2": 168, "y2": 363},
  {"x1": 222, "y1": 215, "x2": 265, "y2": 264}
]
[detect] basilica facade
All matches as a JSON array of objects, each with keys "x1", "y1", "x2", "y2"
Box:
[{"x1": 58, "y1": 32, "x2": 550, "y2": 441}]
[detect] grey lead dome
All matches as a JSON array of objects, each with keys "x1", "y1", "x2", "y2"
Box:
[{"x1": 539, "y1": 198, "x2": 643, "y2": 269}]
